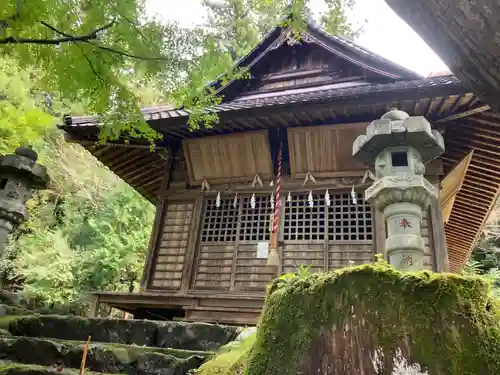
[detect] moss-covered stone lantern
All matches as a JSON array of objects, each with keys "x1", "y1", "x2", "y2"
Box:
[
  {"x1": 352, "y1": 109, "x2": 445, "y2": 270},
  {"x1": 0, "y1": 147, "x2": 49, "y2": 254}
]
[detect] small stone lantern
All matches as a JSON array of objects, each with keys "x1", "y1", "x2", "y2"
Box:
[
  {"x1": 352, "y1": 109, "x2": 445, "y2": 271},
  {"x1": 0, "y1": 147, "x2": 50, "y2": 254}
]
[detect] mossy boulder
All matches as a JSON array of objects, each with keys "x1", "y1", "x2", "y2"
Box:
[
  {"x1": 0, "y1": 336, "x2": 207, "y2": 374},
  {"x1": 0, "y1": 361, "x2": 126, "y2": 375},
  {"x1": 8, "y1": 316, "x2": 157, "y2": 346},
  {"x1": 195, "y1": 332, "x2": 256, "y2": 375},
  {"x1": 155, "y1": 321, "x2": 238, "y2": 351},
  {"x1": 8, "y1": 316, "x2": 238, "y2": 350},
  {"x1": 0, "y1": 305, "x2": 30, "y2": 317},
  {"x1": 243, "y1": 264, "x2": 500, "y2": 375}
]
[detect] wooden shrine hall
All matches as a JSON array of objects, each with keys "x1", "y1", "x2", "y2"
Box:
[{"x1": 59, "y1": 19, "x2": 500, "y2": 325}]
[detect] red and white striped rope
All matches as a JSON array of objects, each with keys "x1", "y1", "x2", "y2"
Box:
[{"x1": 272, "y1": 144, "x2": 282, "y2": 233}]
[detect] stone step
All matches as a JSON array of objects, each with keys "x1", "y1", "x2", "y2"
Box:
[
  {"x1": 6, "y1": 315, "x2": 239, "y2": 351},
  {"x1": 0, "y1": 336, "x2": 209, "y2": 375},
  {"x1": 0, "y1": 360, "x2": 126, "y2": 375}
]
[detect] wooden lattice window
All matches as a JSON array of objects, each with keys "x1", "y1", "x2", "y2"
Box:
[
  {"x1": 239, "y1": 195, "x2": 272, "y2": 242},
  {"x1": 200, "y1": 197, "x2": 238, "y2": 243},
  {"x1": 283, "y1": 192, "x2": 326, "y2": 241},
  {"x1": 283, "y1": 190, "x2": 372, "y2": 242},
  {"x1": 328, "y1": 192, "x2": 372, "y2": 242}
]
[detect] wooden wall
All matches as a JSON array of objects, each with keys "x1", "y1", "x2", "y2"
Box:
[
  {"x1": 144, "y1": 191, "x2": 443, "y2": 294},
  {"x1": 149, "y1": 201, "x2": 195, "y2": 290},
  {"x1": 142, "y1": 125, "x2": 446, "y2": 296},
  {"x1": 288, "y1": 124, "x2": 367, "y2": 178}
]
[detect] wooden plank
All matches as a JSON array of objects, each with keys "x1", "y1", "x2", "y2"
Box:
[
  {"x1": 288, "y1": 123, "x2": 368, "y2": 178},
  {"x1": 373, "y1": 205, "x2": 386, "y2": 256},
  {"x1": 430, "y1": 198, "x2": 449, "y2": 272},
  {"x1": 328, "y1": 244, "x2": 374, "y2": 269},
  {"x1": 148, "y1": 200, "x2": 195, "y2": 291},
  {"x1": 440, "y1": 151, "x2": 474, "y2": 223},
  {"x1": 183, "y1": 130, "x2": 273, "y2": 185},
  {"x1": 140, "y1": 154, "x2": 172, "y2": 291},
  {"x1": 180, "y1": 196, "x2": 203, "y2": 293},
  {"x1": 234, "y1": 244, "x2": 276, "y2": 291}
]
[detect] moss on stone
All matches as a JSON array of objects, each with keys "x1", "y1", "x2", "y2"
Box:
[
  {"x1": 0, "y1": 336, "x2": 208, "y2": 374},
  {"x1": 0, "y1": 317, "x2": 25, "y2": 331},
  {"x1": 195, "y1": 333, "x2": 256, "y2": 375},
  {"x1": 243, "y1": 263, "x2": 500, "y2": 375},
  {"x1": 0, "y1": 329, "x2": 11, "y2": 336},
  {"x1": 0, "y1": 360, "x2": 126, "y2": 375},
  {"x1": 7, "y1": 315, "x2": 238, "y2": 350},
  {"x1": 0, "y1": 335, "x2": 212, "y2": 360}
]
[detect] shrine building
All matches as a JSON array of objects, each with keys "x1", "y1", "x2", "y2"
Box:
[{"x1": 59, "y1": 19, "x2": 500, "y2": 325}]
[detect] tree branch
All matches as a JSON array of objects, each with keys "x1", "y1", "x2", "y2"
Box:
[
  {"x1": 90, "y1": 43, "x2": 169, "y2": 61},
  {"x1": 0, "y1": 21, "x2": 115, "y2": 45}
]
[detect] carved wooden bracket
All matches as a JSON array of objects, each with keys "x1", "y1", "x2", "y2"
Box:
[
  {"x1": 303, "y1": 171, "x2": 317, "y2": 185},
  {"x1": 361, "y1": 170, "x2": 376, "y2": 184},
  {"x1": 252, "y1": 174, "x2": 264, "y2": 188},
  {"x1": 201, "y1": 179, "x2": 211, "y2": 192}
]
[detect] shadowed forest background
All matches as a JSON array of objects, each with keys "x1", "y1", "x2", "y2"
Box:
[{"x1": 0, "y1": 0, "x2": 498, "y2": 314}]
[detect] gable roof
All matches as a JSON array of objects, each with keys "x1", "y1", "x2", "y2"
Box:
[
  {"x1": 58, "y1": 16, "x2": 500, "y2": 274},
  {"x1": 210, "y1": 19, "x2": 422, "y2": 101}
]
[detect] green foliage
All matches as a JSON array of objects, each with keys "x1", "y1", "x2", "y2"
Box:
[
  {"x1": 279, "y1": 264, "x2": 313, "y2": 281},
  {"x1": 4, "y1": 131, "x2": 154, "y2": 306},
  {"x1": 0, "y1": 56, "x2": 53, "y2": 154},
  {"x1": 248, "y1": 263, "x2": 500, "y2": 375},
  {"x1": 0, "y1": 0, "x2": 360, "y2": 142},
  {"x1": 321, "y1": 0, "x2": 363, "y2": 39},
  {"x1": 195, "y1": 332, "x2": 256, "y2": 375},
  {"x1": 0, "y1": 0, "x2": 360, "y2": 309}
]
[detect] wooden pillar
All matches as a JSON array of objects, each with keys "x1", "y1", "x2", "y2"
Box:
[
  {"x1": 180, "y1": 196, "x2": 204, "y2": 293},
  {"x1": 140, "y1": 151, "x2": 174, "y2": 291},
  {"x1": 430, "y1": 199, "x2": 450, "y2": 272},
  {"x1": 373, "y1": 204, "x2": 386, "y2": 258},
  {"x1": 88, "y1": 294, "x2": 100, "y2": 318}
]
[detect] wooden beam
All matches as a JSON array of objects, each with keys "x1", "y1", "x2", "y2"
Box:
[
  {"x1": 140, "y1": 150, "x2": 173, "y2": 291},
  {"x1": 436, "y1": 105, "x2": 491, "y2": 123},
  {"x1": 384, "y1": 0, "x2": 500, "y2": 112}
]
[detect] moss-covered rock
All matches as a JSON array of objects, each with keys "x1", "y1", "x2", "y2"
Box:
[
  {"x1": 244, "y1": 264, "x2": 500, "y2": 375},
  {"x1": 0, "y1": 305, "x2": 30, "y2": 317},
  {"x1": 155, "y1": 321, "x2": 238, "y2": 351},
  {"x1": 8, "y1": 316, "x2": 238, "y2": 350},
  {"x1": 0, "y1": 336, "x2": 208, "y2": 374},
  {"x1": 195, "y1": 332, "x2": 256, "y2": 375},
  {"x1": 8, "y1": 316, "x2": 157, "y2": 346},
  {"x1": 0, "y1": 361, "x2": 126, "y2": 375}
]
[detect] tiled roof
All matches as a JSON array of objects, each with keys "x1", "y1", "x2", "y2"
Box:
[{"x1": 67, "y1": 75, "x2": 463, "y2": 127}]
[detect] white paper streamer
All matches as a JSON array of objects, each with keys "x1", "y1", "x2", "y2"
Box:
[
  {"x1": 270, "y1": 192, "x2": 274, "y2": 208},
  {"x1": 308, "y1": 190, "x2": 314, "y2": 207},
  {"x1": 325, "y1": 189, "x2": 331, "y2": 206},
  {"x1": 250, "y1": 193, "x2": 256, "y2": 209},
  {"x1": 351, "y1": 186, "x2": 357, "y2": 205},
  {"x1": 233, "y1": 193, "x2": 238, "y2": 208},
  {"x1": 216, "y1": 192, "x2": 221, "y2": 208}
]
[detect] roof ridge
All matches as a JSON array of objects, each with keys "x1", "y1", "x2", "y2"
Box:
[
  {"x1": 66, "y1": 75, "x2": 462, "y2": 126},
  {"x1": 306, "y1": 22, "x2": 422, "y2": 79}
]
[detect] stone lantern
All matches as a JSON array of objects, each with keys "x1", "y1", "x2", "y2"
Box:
[
  {"x1": 0, "y1": 147, "x2": 50, "y2": 254},
  {"x1": 352, "y1": 109, "x2": 445, "y2": 271}
]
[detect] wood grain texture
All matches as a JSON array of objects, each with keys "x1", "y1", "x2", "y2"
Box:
[
  {"x1": 149, "y1": 201, "x2": 194, "y2": 290},
  {"x1": 183, "y1": 131, "x2": 273, "y2": 185},
  {"x1": 288, "y1": 123, "x2": 367, "y2": 178}
]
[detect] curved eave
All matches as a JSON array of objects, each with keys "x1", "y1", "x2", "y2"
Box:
[
  {"x1": 440, "y1": 111, "x2": 500, "y2": 272},
  {"x1": 82, "y1": 143, "x2": 168, "y2": 204}
]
